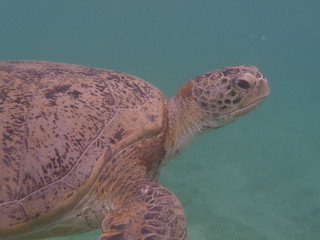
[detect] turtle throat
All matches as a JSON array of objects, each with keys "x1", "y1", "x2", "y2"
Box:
[{"x1": 163, "y1": 95, "x2": 205, "y2": 162}]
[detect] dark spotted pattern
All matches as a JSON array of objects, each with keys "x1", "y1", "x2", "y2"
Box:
[{"x1": 0, "y1": 61, "x2": 165, "y2": 238}]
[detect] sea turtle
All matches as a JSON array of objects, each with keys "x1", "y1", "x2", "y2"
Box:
[{"x1": 0, "y1": 61, "x2": 269, "y2": 240}]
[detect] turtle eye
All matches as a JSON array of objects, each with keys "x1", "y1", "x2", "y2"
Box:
[{"x1": 235, "y1": 79, "x2": 250, "y2": 89}]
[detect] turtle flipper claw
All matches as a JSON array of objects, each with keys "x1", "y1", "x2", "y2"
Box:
[{"x1": 99, "y1": 182, "x2": 187, "y2": 240}]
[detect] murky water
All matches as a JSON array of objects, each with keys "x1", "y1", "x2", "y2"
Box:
[{"x1": 1, "y1": 0, "x2": 319, "y2": 239}]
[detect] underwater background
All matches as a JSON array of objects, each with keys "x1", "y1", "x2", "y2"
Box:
[{"x1": 0, "y1": 0, "x2": 319, "y2": 239}]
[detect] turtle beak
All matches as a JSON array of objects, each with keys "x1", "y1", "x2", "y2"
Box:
[
  {"x1": 256, "y1": 75, "x2": 270, "y2": 99},
  {"x1": 232, "y1": 76, "x2": 270, "y2": 118}
]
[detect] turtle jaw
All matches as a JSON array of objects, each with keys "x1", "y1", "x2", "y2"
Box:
[
  {"x1": 228, "y1": 76, "x2": 270, "y2": 119},
  {"x1": 228, "y1": 97, "x2": 265, "y2": 119}
]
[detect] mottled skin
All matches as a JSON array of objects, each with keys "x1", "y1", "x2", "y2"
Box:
[{"x1": 0, "y1": 61, "x2": 270, "y2": 240}]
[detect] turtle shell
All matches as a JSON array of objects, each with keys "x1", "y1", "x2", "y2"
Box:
[{"x1": 0, "y1": 61, "x2": 165, "y2": 237}]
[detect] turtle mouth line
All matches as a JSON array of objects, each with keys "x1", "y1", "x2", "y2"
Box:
[{"x1": 227, "y1": 97, "x2": 266, "y2": 116}]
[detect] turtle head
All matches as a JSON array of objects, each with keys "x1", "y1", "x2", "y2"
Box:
[
  {"x1": 164, "y1": 65, "x2": 269, "y2": 160},
  {"x1": 176, "y1": 65, "x2": 270, "y2": 130}
]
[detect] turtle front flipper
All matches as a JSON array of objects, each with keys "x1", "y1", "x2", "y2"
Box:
[{"x1": 99, "y1": 182, "x2": 187, "y2": 240}]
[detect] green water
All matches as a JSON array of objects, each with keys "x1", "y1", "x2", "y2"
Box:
[{"x1": 1, "y1": 0, "x2": 319, "y2": 239}]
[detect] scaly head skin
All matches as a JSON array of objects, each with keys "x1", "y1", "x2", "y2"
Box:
[{"x1": 164, "y1": 65, "x2": 270, "y2": 159}]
